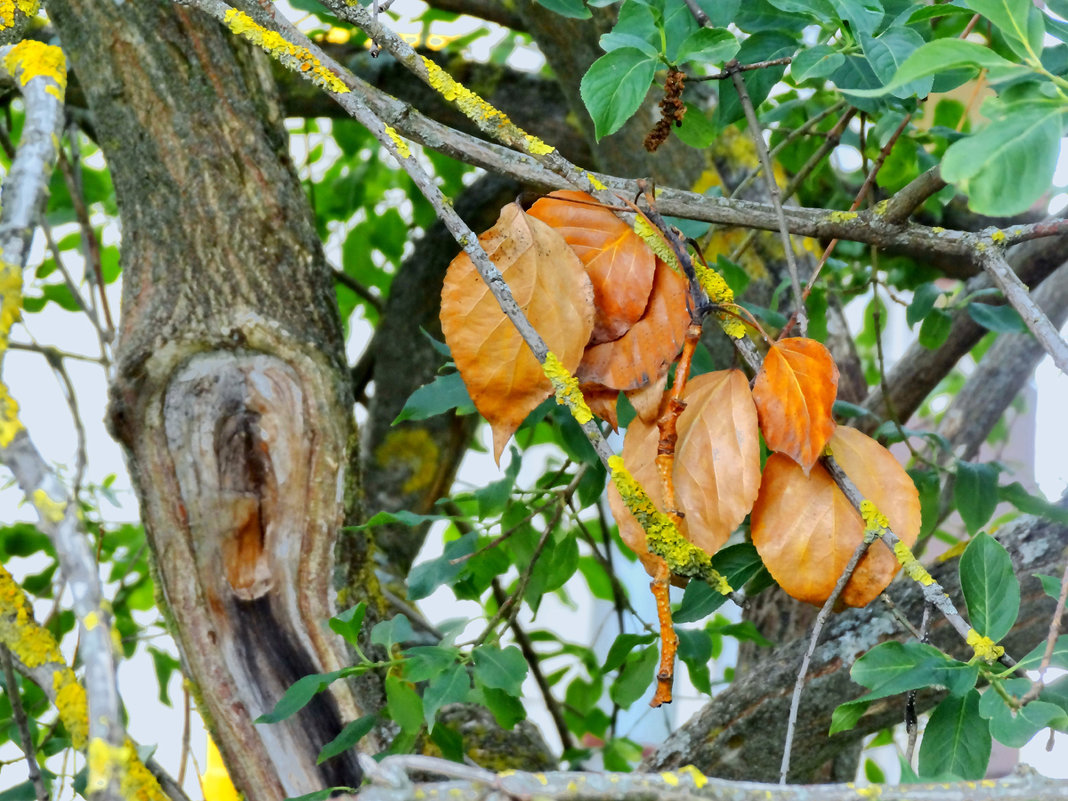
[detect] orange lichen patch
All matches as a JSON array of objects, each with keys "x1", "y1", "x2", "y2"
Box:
[
  {"x1": 2, "y1": 40, "x2": 66, "y2": 100},
  {"x1": 0, "y1": 562, "x2": 64, "y2": 668},
  {"x1": 223, "y1": 9, "x2": 349, "y2": 95}
]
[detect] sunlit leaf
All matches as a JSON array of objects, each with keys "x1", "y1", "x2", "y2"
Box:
[
  {"x1": 441, "y1": 203, "x2": 595, "y2": 462},
  {"x1": 578, "y1": 258, "x2": 688, "y2": 391},
  {"x1": 752, "y1": 337, "x2": 839, "y2": 473},
  {"x1": 528, "y1": 190, "x2": 656, "y2": 344},
  {"x1": 751, "y1": 427, "x2": 920, "y2": 607}
]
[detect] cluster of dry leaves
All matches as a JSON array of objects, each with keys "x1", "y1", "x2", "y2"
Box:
[{"x1": 441, "y1": 194, "x2": 920, "y2": 608}]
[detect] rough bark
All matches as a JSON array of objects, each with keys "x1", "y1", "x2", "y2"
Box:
[
  {"x1": 49, "y1": 1, "x2": 378, "y2": 798},
  {"x1": 644, "y1": 510, "x2": 1068, "y2": 782}
]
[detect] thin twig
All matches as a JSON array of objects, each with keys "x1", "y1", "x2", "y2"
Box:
[
  {"x1": 977, "y1": 245, "x2": 1068, "y2": 375},
  {"x1": 178, "y1": 685, "x2": 191, "y2": 788},
  {"x1": 691, "y1": 57, "x2": 793, "y2": 81},
  {"x1": 333, "y1": 267, "x2": 384, "y2": 313},
  {"x1": 1, "y1": 646, "x2": 48, "y2": 801},
  {"x1": 727, "y1": 60, "x2": 806, "y2": 336},
  {"x1": 682, "y1": 0, "x2": 710, "y2": 27},
  {"x1": 1020, "y1": 560, "x2": 1068, "y2": 705},
  {"x1": 905, "y1": 604, "x2": 932, "y2": 766},
  {"x1": 779, "y1": 528, "x2": 879, "y2": 783}
]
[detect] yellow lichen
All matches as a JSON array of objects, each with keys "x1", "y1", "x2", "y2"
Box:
[
  {"x1": 525, "y1": 135, "x2": 554, "y2": 156},
  {"x1": 384, "y1": 125, "x2": 411, "y2": 160},
  {"x1": 677, "y1": 765, "x2": 707, "y2": 789},
  {"x1": 931, "y1": 226, "x2": 945, "y2": 233},
  {"x1": 892, "y1": 540, "x2": 934, "y2": 586},
  {"x1": 966, "y1": 628, "x2": 1005, "y2": 663},
  {"x1": 694, "y1": 263, "x2": 746, "y2": 339},
  {"x1": 607, "y1": 456, "x2": 731, "y2": 592},
  {"x1": 88, "y1": 737, "x2": 169, "y2": 801},
  {"x1": 53, "y1": 669, "x2": 88, "y2": 749},
  {"x1": 422, "y1": 56, "x2": 510, "y2": 128},
  {"x1": 633, "y1": 216, "x2": 679, "y2": 270},
  {"x1": 83, "y1": 610, "x2": 100, "y2": 630},
  {"x1": 660, "y1": 772, "x2": 679, "y2": 787},
  {"x1": 586, "y1": 173, "x2": 606, "y2": 191},
  {"x1": 828, "y1": 211, "x2": 859, "y2": 223},
  {"x1": 0, "y1": 381, "x2": 23, "y2": 447},
  {"x1": 856, "y1": 786, "x2": 882, "y2": 798},
  {"x1": 374, "y1": 428, "x2": 440, "y2": 495},
  {"x1": 224, "y1": 9, "x2": 349, "y2": 95},
  {"x1": 534, "y1": 774, "x2": 548, "y2": 786},
  {"x1": 32, "y1": 487, "x2": 66, "y2": 523},
  {"x1": 990, "y1": 230, "x2": 1006, "y2": 243},
  {"x1": 860, "y1": 499, "x2": 889, "y2": 534},
  {"x1": 0, "y1": 1, "x2": 38, "y2": 32},
  {"x1": 2, "y1": 40, "x2": 66, "y2": 101},
  {"x1": 0, "y1": 562, "x2": 65, "y2": 668},
  {"x1": 542, "y1": 352, "x2": 592, "y2": 425}
]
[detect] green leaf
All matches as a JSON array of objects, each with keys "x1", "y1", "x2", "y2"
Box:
[
  {"x1": 407, "y1": 533, "x2": 476, "y2": 600},
  {"x1": 792, "y1": 44, "x2": 845, "y2": 82},
  {"x1": 907, "y1": 283, "x2": 943, "y2": 328},
  {"x1": 610, "y1": 645, "x2": 658, "y2": 708},
  {"x1": 999, "y1": 482, "x2": 1068, "y2": 525},
  {"x1": 860, "y1": 26, "x2": 931, "y2": 99},
  {"x1": 1036, "y1": 573, "x2": 1067, "y2": 606},
  {"x1": 675, "y1": 544, "x2": 766, "y2": 623},
  {"x1": 423, "y1": 663, "x2": 471, "y2": 730},
  {"x1": 403, "y1": 645, "x2": 461, "y2": 682},
  {"x1": 385, "y1": 675, "x2": 424, "y2": 734},
  {"x1": 918, "y1": 691, "x2": 991, "y2": 780},
  {"x1": 675, "y1": 102, "x2": 718, "y2": 149},
  {"x1": 394, "y1": 372, "x2": 475, "y2": 423},
  {"x1": 472, "y1": 645, "x2": 528, "y2": 695},
  {"x1": 966, "y1": 303, "x2": 1028, "y2": 334},
  {"x1": 828, "y1": 0, "x2": 884, "y2": 36},
  {"x1": 954, "y1": 461, "x2": 999, "y2": 535},
  {"x1": 474, "y1": 448, "x2": 521, "y2": 517},
  {"x1": 831, "y1": 642, "x2": 978, "y2": 734},
  {"x1": 833, "y1": 400, "x2": 876, "y2": 421},
  {"x1": 535, "y1": 0, "x2": 591, "y2": 18},
  {"x1": 370, "y1": 614, "x2": 414, "y2": 650},
  {"x1": 1016, "y1": 635, "x2": 1068, "y2": 672},
  {"x1": 328, "y1": 602, "x2": 367, "y2": 647},
  {"x1": 959, "y1": 532, "x2": 1020, "y2": 642},
  {"x1": 580, "y1": 48, "x2": 659, "y2": 140},
  {"x1": 918, "y1": 307, "x2": 952, "y2": 349},
  {"x1": 604, "y1": 633, "x2": 658, "y2": 672},
  {"x1": 841, "y1": 39, "x2": 1028, "y2": 97},
  {"x1": 965, "y1": 0, "x2": 1046, "y2": 61},
  {"x1": 979, "y1": 681, "x2": 1064, "y2": 747},
  {"x1": 317, "y1": 715, "x2": 376, "y2": 764},
  {"x1": 147, "y1": 647, "x2": 181, "y2": 706},
  {"x1": 908, "y1": 468, "x2": 942, "y2": 539},
  {"x1": 257, "y1": 669, "x2": 346, "y2": 723},
  {"x1": 674, "y1": 27, "x2": 739, "y2": 65},
  {"x1": 942, "y1": 102, "x2": 1064, "y2": 216},
  {"x1": 599, "y1": 32, "x2": 660, "y2": 58},
  {"x1": 475, "y1": 685, "x2": 526, "y2": 729}
]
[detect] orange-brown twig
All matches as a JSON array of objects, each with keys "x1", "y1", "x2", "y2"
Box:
[{"x1": 648, "y1": 321, "x2": 703, "y2": 706}]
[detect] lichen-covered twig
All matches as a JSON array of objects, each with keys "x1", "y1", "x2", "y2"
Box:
[
  {"x1": 0, "y1": 39, "x2": 137, "y2": 801},
  {"x1": 354, "y1": 752, "x2": 1068, "y2": 801},
  {"x1": 1, "y1": 644, "x2": 47, "y2": 801}
]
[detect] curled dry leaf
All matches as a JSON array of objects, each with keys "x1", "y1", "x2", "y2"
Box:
[
  {"x1": 527, "y1": 190, "x2": 656, "y2": 345},
  {"x1": 607, "y1": 369, "x2": 761, "y2": 576},
  {"x1": 750, "y1": 426, "x2": 921, "y2": 608},
  {"x1": 440, "y1": 203, "x2": 594, "y2": 463},
  {"x1": 577, "y1": 258, "x2": 688, "y2": 392},
  {"x1": 752, "y1": 337, "x2": 839, "y2": 473},
  {"x1": 580, "y1": 373, "x2": 668, "y2": 431}
]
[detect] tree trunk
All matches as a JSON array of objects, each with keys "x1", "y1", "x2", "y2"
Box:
[{"x1": 48, "y1": 1, "x2": 380, "y2": 797}]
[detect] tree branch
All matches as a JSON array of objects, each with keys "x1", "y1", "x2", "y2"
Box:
[{"x1": 352, "y1": 753, "x2": 1068, "y2": 801}]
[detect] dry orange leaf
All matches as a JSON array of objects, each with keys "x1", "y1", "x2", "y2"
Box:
[
  {"x1": 607, "y1": 370, "x2": 760, "y2": 575},
  {"x1": 750, "y1": 426, "x2": 921, "y2": 608},
  {"x1": 440, "y1": 203, "x2": 594, "y2": 463},
  {"x1": 527, "y1": 190, "x2": 656, "y2": 345},
  {"x1": 672, "y1": 370, "x2": 761, "y2": 556},
  {"x1": 752, "y1": 337, "x2": 839, "y2": 473},
  {"x1": 580, "y1": 373, "x2": 668, "y2": 431},
  {"x1": 577, "y1": 258, "x2": 688, "y2": 391}
]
